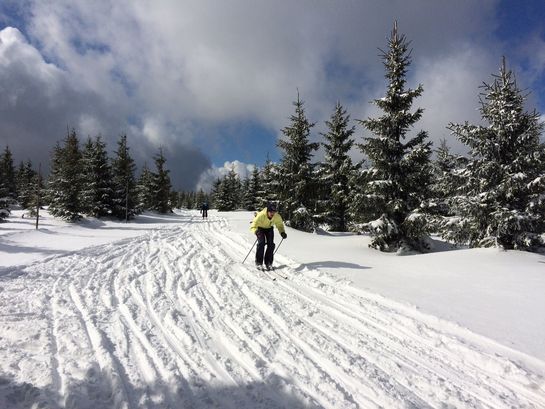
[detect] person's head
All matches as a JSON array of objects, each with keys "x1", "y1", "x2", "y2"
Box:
[{"x1": 266, "y1": 202, "x2": 277, "y2": 216}]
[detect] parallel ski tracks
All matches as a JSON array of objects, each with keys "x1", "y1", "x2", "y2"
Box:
[{"x1": 1, "y1": 214, "x2": 544, "y2": 408}]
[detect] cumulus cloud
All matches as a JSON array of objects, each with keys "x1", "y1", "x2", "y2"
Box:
[
  {"x1": 3, "y1": 0, "x2": 535, "y2": 188},
  {"x1": 196, "y1": 160, "x2": 255, "y2": 193}
]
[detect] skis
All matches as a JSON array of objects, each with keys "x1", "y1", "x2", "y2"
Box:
[
  {"x1": 255, "y1": 265, "x2": 288, "y2": 281},
  {"x1": 256, "y1": 265, "x2": 276, "y2": 280}
]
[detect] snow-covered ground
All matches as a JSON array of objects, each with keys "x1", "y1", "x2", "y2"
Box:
[{"x1": 0, "y1": 209, "x2": 544, "y2": 408}]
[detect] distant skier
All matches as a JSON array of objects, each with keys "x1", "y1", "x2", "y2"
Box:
[
  {"x1": 250, "y1": 202, "x2": 287, "y2": 269},
  {"x1": 200, "y1": 202, "x2": 209, "y2": 219}
]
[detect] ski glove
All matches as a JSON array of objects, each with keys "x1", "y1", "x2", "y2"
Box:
[{"x1": 281, "y1": 232, "x2": 287, "y2": 239}]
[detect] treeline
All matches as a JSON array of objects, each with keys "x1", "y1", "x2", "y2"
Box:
[
  {"x1": 0, "y1": 131, "x2": 174, "y2": 222},
  {"x1": 210, "y1": 23, "x2": 545, "y2": 253},
  {"x1": 2, "y1": 23, "x2": 544, "y2": 253}
]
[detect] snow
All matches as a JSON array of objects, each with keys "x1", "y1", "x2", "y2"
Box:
[{"x1": 0, "y1": 209, "x2": 544, "y2": 408}]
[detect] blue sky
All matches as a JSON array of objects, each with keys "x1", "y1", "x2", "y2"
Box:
[{"x1": 0, "y1": 0, "x2": 544, "y2": 190}]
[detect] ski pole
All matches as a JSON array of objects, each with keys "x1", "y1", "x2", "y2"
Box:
[
  {"x1": 273, "y1": 238, "x2": 284, "y2": 256},
  {"x1": 242, "y1": 238, "x2": 258, "y2": 264}
]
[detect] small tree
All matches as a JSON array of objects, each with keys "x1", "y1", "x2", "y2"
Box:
[
  {"x1": 277, "y1": 93, "x2": 319, "y2": 231},
  {"x1": 444, "y1": 59, "x2": 545, "y2": 250},
  {"x1": 81, "y1": 136, "x2": 113, "y2": 218},
  {"x1": 357, "y1": 22, "x2": 433, "y2": 252},
  {"x1": 216, "y1": 166, "x2": 241, "y2": 211},
  {"x1": 319, "y1": 101, "x2": 356, "y2": 231},
  {"x1": 151, "y1": 148, "x2": 172, "y2": 213},
  {"x1": 136, "y1": 163, "x2": 154, "y2": 212},
  {"x1": 16, "y1": 160, "x2": 37, "y2": 210},
  {"x1": 257, "y1": 156, "x2": 279, "y2": 209},
  {"x1": 111, "y1": 135, "x2": 137, "y2": 220},
  {"x1": 47, "y1": 129, "x2": 83, "y2": 221}
]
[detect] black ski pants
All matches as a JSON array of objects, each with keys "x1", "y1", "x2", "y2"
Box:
[{"x1": 255, "y1": 227, "x2": 275, "y2": 266}]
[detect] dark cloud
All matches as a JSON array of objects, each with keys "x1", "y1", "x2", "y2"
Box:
[{"x1": 1, "y1": 0, "x2": 543, "y2": 186}]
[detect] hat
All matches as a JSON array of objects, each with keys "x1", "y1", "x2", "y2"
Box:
[{"x1": 266, "y1": 202, "x2": 277, "y2": 212}]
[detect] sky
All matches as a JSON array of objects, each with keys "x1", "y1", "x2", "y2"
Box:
[{"x1": 0, "y1": 0, "x2": 544, "y2": 191}]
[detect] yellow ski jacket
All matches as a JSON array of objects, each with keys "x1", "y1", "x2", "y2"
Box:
[{"x1": 250, "y1": 208, "x2": 286, "y2": 234}]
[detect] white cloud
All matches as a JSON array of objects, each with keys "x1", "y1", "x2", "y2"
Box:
[
  {"x1": 196, "y1": 160, "x2": 255, "y2": 192},
  {"x1": 3, "y1": 0, "x2": 525, "y2": 188}
]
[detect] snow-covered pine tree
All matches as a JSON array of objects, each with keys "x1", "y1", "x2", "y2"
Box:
[
  {"x1": 136, "y1": 163, "x2": 154, "y2": 212},
  {"x1": 246, "y1": 165, "x2": 261, "y2": 211},
  {"x1": 151, "y1": 148, "x2": 172, "y2": 213},
  {"x1": 111, "y1": 135, "x2": 137, "y2": 220},
  {"x1": 358, "y1": 22, "x2": 433, "y2": 252},
  {"x1": 16, "y1": 160, "x2": 37, "y2": 210},
  {"x1": 444, "y1": 58, "x2": 545, "y2": 250},
  {"x1": 81, "y1": 136, "x2": 113, "y2": 218},
  {"x1": 195, "y1": 189, "x2": 206, "y2": 209},
  {"x1": 277, "y1": 93, "x2": 319, "y2": 232},
  {"x1": 429, "y1": 139, "x2": 468, "y2": 221},
  {"x1": 27, "y1": 164, "x2": 44, "y2": 217},
  {"x1": 319, "y1": 101, "x2": 356, "y2": 232},
  {"x1": 216, "y1": 166, "x2": 241, "y2": 211},
  {"x1": 47, "y1": 129, "x2": 83, "y2": 221},
  {"x1": 241, "y1": 177, "x2": 252, "y2": 210},
  {"x1": 0, "y1": 146, "x2": 15, "y2": 221},
  {"x1": 210, "y1": 178, "x2": 222, "y2": 209},
  {"x1": 256, "y1": 156, "x2": 279, "y2": 210},
  {"x1": 0, "y1": 146, "x2": 17, "y2": 201}
]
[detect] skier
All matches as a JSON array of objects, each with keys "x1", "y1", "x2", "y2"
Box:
[
  {"x1": 250, "y1": 202, "x2": 287, "y2": 270},
  {"x1": 200, "y1": 202, "x2": 209, "y2": 219}
]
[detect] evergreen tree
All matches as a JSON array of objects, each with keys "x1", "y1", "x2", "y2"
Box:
[
  {"x1": 151, "y1": 148, "x2": 172, "y2": 213},
  {"x1": 111, "y1": 135, "x2": 137, "y2": 220},
  {"x1": 216, "y1": 166, "x2": 241, "y2": 211},
  {"x1": 195, "y1": 189, "x2": 206, "y2": 208},
  {"x1": 444, "y1": 59, "x2": 545, "y2": 250},
  {"x1": 0, "y1": 146, "x2": 17, "y2": 200},
  {"x1": 241, "y1": 177, "x2": 252, "y2": 210},
  {"x1": 256, "y1": 156, "x2": 279, "y2": 209},
  {"x1": 210, "y1": 178, "x2": 222, "y2": 209},
  {"x1": 429, "y1": 139, "x2": 468, "y2": 221},
  {"x1": 27, "y1": 164, "x2": 44, "y2": 217},
  {"x1": 319, "y1": 102, "x2": 356, "y2": 231},
  {"x1": 16, "y1": 160, "x2": 37, "y2": 210},
  {"x1": 136, "y1": 163, "x2": 154, "y2": 211},
  {"x1": 358, "y1": 22, "x2": 433, "y2": 252},
  {"x1": 245, "y1": 166, "x2": 261, "y2": 211},
  {"x1": 47, "y1": 129, "x2": 83, "y2": 221},
  {"x1": 277, "y1": 93, "x2": 319, "y2": 231},
  {"x1": 81, "y1": 136, "x2": 113, "y2": 217}
]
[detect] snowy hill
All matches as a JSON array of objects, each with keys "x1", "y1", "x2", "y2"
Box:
[{"x1": 0, "y1": 209, "x2": 544, "y2": 408}]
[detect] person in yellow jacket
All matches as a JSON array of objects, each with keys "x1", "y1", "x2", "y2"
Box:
[{"x1": 250, "y1": 202, "x2": 287, "y2": 269}]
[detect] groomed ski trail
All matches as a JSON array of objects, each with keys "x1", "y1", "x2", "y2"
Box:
[{"x1": 0, "y1": 212, "x2": 544, "y2": 409}]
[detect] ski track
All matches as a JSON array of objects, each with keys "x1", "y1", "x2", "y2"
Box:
[{"x1": 0, "y1": 213, "x2": 544, "y2": 408}]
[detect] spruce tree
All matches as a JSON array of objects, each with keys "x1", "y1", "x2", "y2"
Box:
[
  {"x1": 277, "y1": 93, "x2": 319, "y2": 231},
  {"x1": 16, "y1": 160, "x2": 37, "y2": 210},
  {"x1": 444, "y1": 59, "x2": 545, "y2": 250},
  {"x1": 0, "y1": 146, "x2": 17, "y2": 201},
  {"x1": 81, "y1": 136, "x2": 113, "y2": 217},
  {"x1": 210, "y1": 178, "x2": 222, "y2": 209},
  {"x1": 319, "y1": 102, "x2": 356, "y2": 231},
  {"x1": 151, "y1": 148, "x2": 172, "y2": 213},
  {"x1": 136, "y1": 163, "x2": 154, "y2": 211},
  {"x1": 358, "y1": 22, "x2": 433, "y2": 252},
  {"x1": 257, "y1": 156, "x2": 279, "y2": 209},
  {"x1": 245, "y1": 166, "x2": 261, "y2": 211},
  {"x1": 429, "y1": 139, "x2": 468, "y2": 221},
  {"x1": 195, "y1": 189, "x2": 206, "y2": 209},
  {"x1": 47, "y1": 129, "x2": 83, "y2": 221},
  {"x1": 216, "y1": 166, "x2": 241, "y2": 211},
  {"x1": 111, "y1": 135, "x2": 137, "y2": 220}
]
